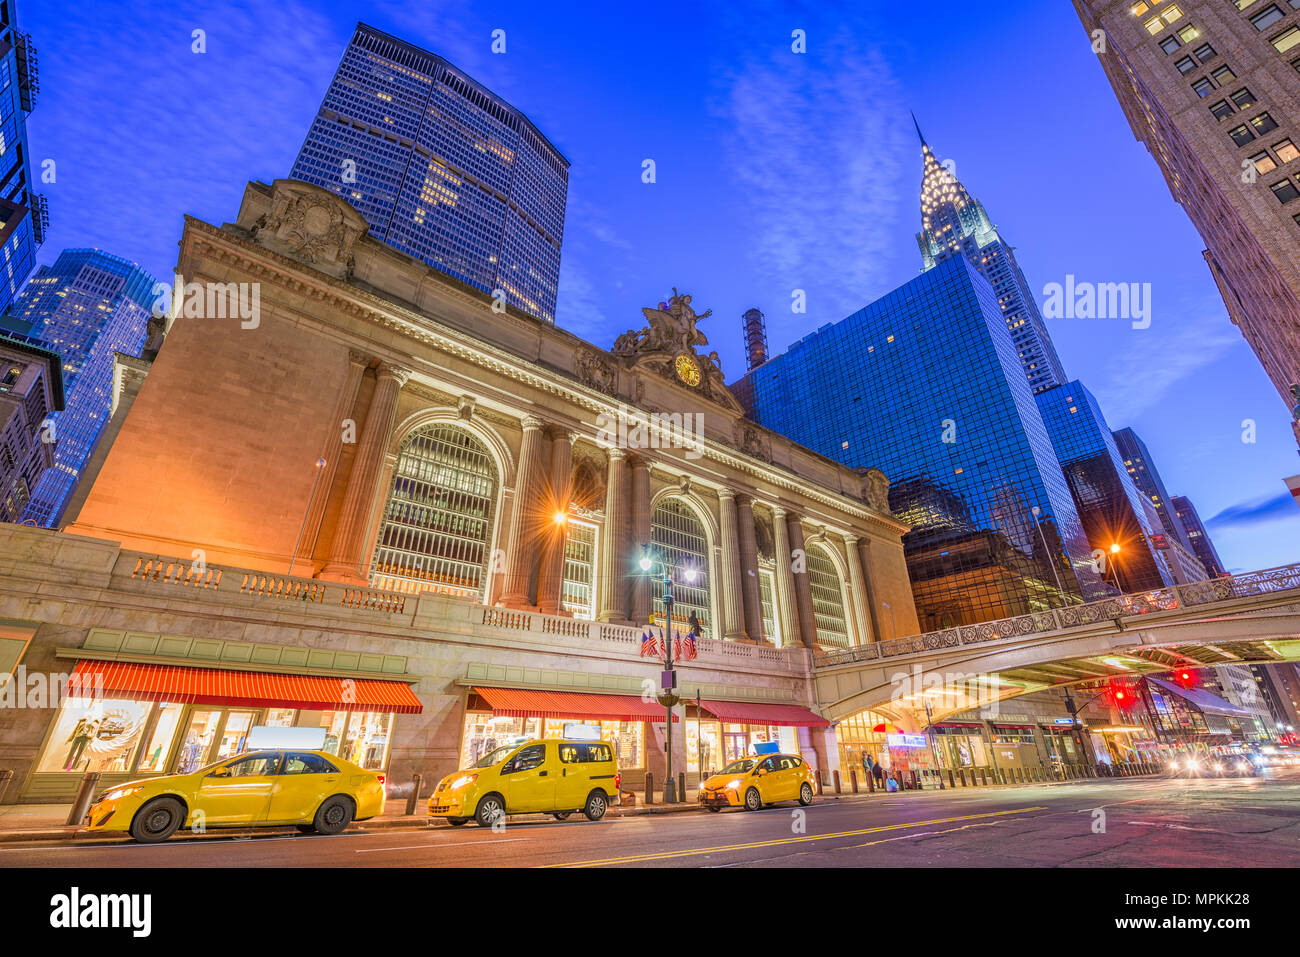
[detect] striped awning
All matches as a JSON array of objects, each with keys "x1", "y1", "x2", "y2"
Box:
[
  {"x1": 698, "y1": 700, "x2": 829, "y2": 728},
  {"x1": 66, "y1": 660, "x2": 423, "y2": 714},
  {"x1": 473, "y1": 686, "x2": 677, "y2": 722}
]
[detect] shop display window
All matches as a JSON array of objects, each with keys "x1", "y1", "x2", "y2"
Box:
[
  {"x1": 137, "y1": 703, "x2": 185, "y2": 773},
  {"x1": 37, "y1": 697, "x2": 151, "y2": 774},
  {"x1": 460, "y1": 713, "x2": 540, "y2": 768}
]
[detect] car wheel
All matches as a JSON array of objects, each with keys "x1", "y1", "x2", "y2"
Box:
[
  {"x1": 129, "y1": 797, "x2": 184, "y2": 844},
  {"x1": 744, "y1": 787, "x2": 762, "y2": 812},
  {"x1": 295, "y1": 825, "x2": 317, "y2": 834},
  {"x1": 475, "y1": 794, "x2": 505, "y2": 827},
  {"x1": 312, "y1": 795, "x2": 355, "y2": 836},
  {"x1": 584, "y1": 790, "x2": 608, "y2": 821},
  {"x1": 552, "y1": 811, "x2": 572, "y2": 821},
  {"x1": 798, "y1": 782, "x2": 814, "y2": 806},
  {"x1": 446, "y1": 817, "x2": 469, "y2": 827},
  {"x1": 707, "y1": 806, "x2": 722, "y2": 813}
]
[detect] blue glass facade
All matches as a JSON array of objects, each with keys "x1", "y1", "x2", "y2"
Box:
[
  {"x1": 0, "y1": 1, "x2": 45, "y2": 315},
  {"x1": 741, "y1": 255, "x2": 1107, "y2": 629},
  {"x1": 11, "y1": 248, "x2": 155, "y2": 527},
  {"x1": 290, "y1": 23, "x2": 569, "y2": 322},
  {"x1": 1171, "y1": 495, "x2": 1228, "y2": 579},
  {"x1": 1035, "y1": 381, "x2": 1176, "y2": 593}
]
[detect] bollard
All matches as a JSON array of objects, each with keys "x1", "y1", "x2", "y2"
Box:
[
  {"x1": 833, "y1": 770, "x2": 842, "y2": 794},
  {"x1": 645, "y1": 773, "x2": 654, "y2": 805},
  {"x1": 679, "y1": 772, "x2": 686, "y2": 804},
  {"x1": 67, "y1": 772, "x2": 101, "y2": 827},
  {"x1": 404, "y1": 773, "x2": 423, "y2": 816},
  {"x1": 947, "y1": 769, "x2": 956, "y2": 789},
  {"x1": 0, "y1": 769, "x2": 12, "y2": 804},
  {"x1": 816, "y1": 773, "x2": 824, "y2": 796},
  {"x1": 910, "y1": 770, "x2": 919, "y2": 790},
  {"x1": 979, "y1": 767, "x2": 988, "y2": 786},
  {"x1": 850, "y1": 769, "x2": 859, "y2": 794},
  {"x1": 867, "y1": 770, "x2": 875, "y2": 793}
]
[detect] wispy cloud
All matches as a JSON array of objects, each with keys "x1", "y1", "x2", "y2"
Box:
[
  {"x1": 1208, "y1": 491, "x2": 1297, "y2": 530},
  {"x1": 716, "y1": 30, "x2": 909, "y2": 315}
]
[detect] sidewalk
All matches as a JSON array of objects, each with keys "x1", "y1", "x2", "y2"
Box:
[{"x1": 0, "y1": 774, "x2": 1127, "y2": 844}]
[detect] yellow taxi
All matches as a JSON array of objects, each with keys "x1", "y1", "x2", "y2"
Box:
[
  {"x1": 698, "y1": 753, "x2": 815, "y2": 812},
  {"x1": 429, "y1": 739, "x2": 621, "y2": 826},
  {"x1": 84, "y1": 750, "x2": 386, "y2": 843}
]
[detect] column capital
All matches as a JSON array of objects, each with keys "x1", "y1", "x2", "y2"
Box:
[
  {"x1": 842, "y1": 531, "x2": 860, "y2": 546},
  {"x1": 717, "y1": 487, "x2": 735, "y2": 502},
  {"x1": 521, "y1": 414, "x2": 547, "y2": 433},
  {"x1": 376, "y1": 363, "x2": 413, "y2": 387},
  {"x1": 734, "y1": 493, "x2": 755, "y2": 509},
  {"x1": 346, "y1": 349, "x2": 370, "y2": 367},
  {"x1": 606, "y1": 447, "x2": 627, "y2": 462}
]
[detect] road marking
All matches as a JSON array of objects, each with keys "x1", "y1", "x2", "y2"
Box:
[
  {"x1": 539, "y1": 806, "x2": 1048, "y2": 867},
  {"x1": 846, "y1": 820, "x2": 1006, "y2": 848},
  {"x1": 356, "y1": 837, "x2": 527, "y2": 854}
]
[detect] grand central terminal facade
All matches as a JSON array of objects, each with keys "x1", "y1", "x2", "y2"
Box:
[{"x1": 0, "y1": 179, "x2": 921, "y2": 803}]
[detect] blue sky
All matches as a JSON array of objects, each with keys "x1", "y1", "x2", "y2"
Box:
[{"x1": 23, "y1": 0, "x2": 1300, "y2": 572}]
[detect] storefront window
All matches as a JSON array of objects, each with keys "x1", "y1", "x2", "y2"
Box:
[
  {"x1": 213, "y1": 711, "x2": 256, "y2": 762},
  {"x1": 176, "y1": 710, "x2": 222, "y2": 773},
  {"x1": 460, "y1": 713, "x2": 540, "y2": 768},
  {"x1": 343, "y1": 711, "x2": 392, "y2": 769},
  {"x1": 137, "y1": 703, "x2": 185, "y2": 773},
  {"x1": 38, "y1": 697, "x2": 151, "y2": 774},
  {"x1": 264, "y1": 708, "x2": 296, "y2": 727}
]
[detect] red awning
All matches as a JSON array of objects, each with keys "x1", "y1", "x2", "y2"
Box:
[
  {"x1": 67, "y1": 660, "x2": 423, "y2": 714},
  {"x1": 473, "y1": 687, "x2": 677, "y2": 722},
  {"x1": 992, "y1": 724, "x2": 1036, "y2": 730},
  {"x1": 935, "y1": 722, "x2": 985, "y2": 729},
  {"x1": 698, "y1": 700, "x2": 829, "y2": 728}
]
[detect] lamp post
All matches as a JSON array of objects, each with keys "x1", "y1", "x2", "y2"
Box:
[
  {"x1": 1030, "y1": 506, "x2": 1067, "y2": 607},
  {"x1": 1107, "y1": 542, "x2": 1123, "y2": 594},
  {"x1": 639, "y1": 544, "x2": 698, "y2": 803}
]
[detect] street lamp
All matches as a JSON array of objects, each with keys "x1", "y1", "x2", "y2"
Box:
[
  {"x1": 1107, "y1": 543, "x2": 1123, "y2": 594},
  {"x1": 639, "y1": 544, "x2": 698, "y2": 803}
]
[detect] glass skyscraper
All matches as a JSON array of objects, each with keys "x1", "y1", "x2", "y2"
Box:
[
  {"x1": 1171, "y1": 495, "x2": 1227, "y2": 579},
  {"x1": 1036, "y1": 381, "x2": 1178, "y2": 593},
  {"x1": 290, "y1": 23, "x2": 569, "y2": 322},
  {"x1": 915, "y1": 122, "x2": 1066, "y2": 395},
  {"x1": 740, "y1": 255, "x2": 1107, "y2": 630},
  {"x1": 10, "y1": 249, "x2": 155, "y2": 527},
  {"x1": 0, "y1": 1, "x2": 46, "y2": 314}
]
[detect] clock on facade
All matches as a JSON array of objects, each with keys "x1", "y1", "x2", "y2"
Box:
[{"x1": 674, "y1": 353, "x2": 702, "y2": 387}]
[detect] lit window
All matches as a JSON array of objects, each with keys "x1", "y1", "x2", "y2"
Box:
[
  {"x1": 1275, "y1": 139, "x2": 1300, "y2": 163},
  {"x1": 1250, "y1": 151, "x2": 1279, "y2": 175},
  {"x1": 1251, "y1": 112, "x2": 1280, "y2": 135},
  {"x1": 1145, "y1": 16, "x2": 1164, "y2": 34},
  {"x1": 1131, "y1": 1, "x2": 1151, "y2": 14},
  {"x1": 1164, "y1": 5, "x2": 1183, "y2": 23},
  {"x1": 1211, "y1": 65, "x2": 1237, "y2": 83},
  {"x1": 1273, "y1": 27, "x2": 1300, "y2": 52},
  {"x1": 1210, "y1": 100, "x2": 1235, "y2": 120},
  {"x1": 1230, "y1": 88, "x2": 1256, "y2": 109},
  {"x1": 1229, "y1": 123, "x2": 1256, "y2": 146},
  {"x1": 1178, "y1": 25, "x2": 1200, "y2": 42}
]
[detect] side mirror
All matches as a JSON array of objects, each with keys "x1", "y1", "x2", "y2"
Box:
[{"x1": 207, "y1": 766, "x2": 231, "y2": 779}]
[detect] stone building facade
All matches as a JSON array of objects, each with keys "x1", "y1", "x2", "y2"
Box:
[{"x1": 0, "y1": 179, "x2": 919, "y2": 804}]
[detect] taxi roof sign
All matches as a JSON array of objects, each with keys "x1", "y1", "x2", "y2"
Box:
[{"x1": 751, "y1": 741, "x2": 781, "y2": 755}]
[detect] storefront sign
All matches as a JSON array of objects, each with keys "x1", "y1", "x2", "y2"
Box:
[
  {"x1": 1052, "y1": 718, "x2": 1076, "y2": 726},
  {"x1": 887, "y1": 733, "x2": 928, "y2": 749},
  {"x1": 562, "y1": 723, "x2": 602, "y2": 741}
]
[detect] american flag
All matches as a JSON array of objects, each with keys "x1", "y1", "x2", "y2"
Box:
[
  {"x1": 673, "y1": 632, "x2": 683, "y2": 661},
  {"x1": 640, "y1": 631, "x2": 658, "y2": 658},
  {"x1": 682, "y1": 630, "x2": 697, "y2": 661}
]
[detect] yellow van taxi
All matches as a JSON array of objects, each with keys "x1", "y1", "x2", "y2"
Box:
[
  {"x1": 84, "y1": 750, "x2": 385, "y2": 843},
  {"x1": 429, "y1": 739, "x2": 621, "y2": 826},
  {"x1": 698, "y1": 753, "x2": 815, "y2": 812}
]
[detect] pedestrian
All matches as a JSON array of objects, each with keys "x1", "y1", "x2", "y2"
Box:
[
  {"x1": 872, "y1": 760, "x2": 885, "y2": 787},
  {"x1": 862, "y1": 751, "x2": 874, "y2": 778}
]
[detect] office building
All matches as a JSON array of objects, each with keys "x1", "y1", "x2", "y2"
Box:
[
  {"x1": 0, "y1": 1, "x2": 46, "y2": 314},
  {"x1": 1112, "y1": 426, "x2": 1208, "y2": 582},
  {"x1": 1171, "y1": 494, "x2": 1228, "y2": 577},
  {"x1": 1074, "y1": 0, "x2": 1300, "y2": 444},
  {"x1": 9, "y1": 249, "x2": 155, "y2": 527},
  {"x1": 914, "y1": 122, "x2": 1067, "y2": 394},
  {"x1": 1036, "y1": 381, "x2": 1178, "y2": 592},
  {"x1": 0, "y1": 328, "x2": 61, "y2": 520},
  {"x1": 289, "y1": 23, "x2": 569, "y2": 321},
  {"x1": 739, "y1": 255, "x2": 1109, "y2": 630}
]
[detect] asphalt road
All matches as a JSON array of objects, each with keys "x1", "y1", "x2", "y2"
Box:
[{"x1": 6, "y1": 771, "x2": 1300, "y2": 868}]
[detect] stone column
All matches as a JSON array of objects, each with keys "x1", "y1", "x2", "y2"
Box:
[
  {"x1": 628, "y1": 456, "x2": 652, "y2": 625},
  {"x1": 498, "y1": 415, "x2": 547, "y2": 609},
  {"x1": 844, "y1": 533, "x2": 876, "y2": 646},
  {"x1": 735, "y1": 495, "x2": 764, "y2": 643},
  {"x1": 597, "y1": 449, "x2": 628, "y2": 622},
  {"x1": 323, "y1": 363, "x2": 410, "y2": 581},
  {"x1": 717, "y1": 489, "x2": 748, "y2": 642},
  {"x1": 536, "y1": 429, "x2": 577, "y2": 615},
  {"x1": 855, "y1": 538, "x2": 883, "y2": 644},
  {"x1": 785, "y1": 512, "x2": 819, "y2": 649},
  {"x1": 772, "y1": 505, "x2": 801, "y2": 649},
  {"x1": 298, "y1": 351, "x2": 367, "y2": 563}
]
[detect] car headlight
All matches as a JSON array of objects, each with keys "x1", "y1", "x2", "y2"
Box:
[
  {"x1": 726, "y1": 778, "x2": 744, "y2": 790},
  {"x1": 449, "y1": 774, "x2": 478, "y2": 790},
  {"x1": 100, "y1": 785, "x2": 145, "y2": 803},
  {"x1": 1236, "y1": 762, "x2": 1249, "y2": 771}
]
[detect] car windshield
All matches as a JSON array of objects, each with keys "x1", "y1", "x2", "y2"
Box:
[
  {"x1": 720, "y1": 759, "x2": 758, "y2": 774},
  {"x1": 471, "y1": 745, "x2": 517, "y2": 769}
]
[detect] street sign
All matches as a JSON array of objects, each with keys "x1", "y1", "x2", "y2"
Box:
[{"x1": 661, "y1": 669, "x2": 676, "y2": 691}]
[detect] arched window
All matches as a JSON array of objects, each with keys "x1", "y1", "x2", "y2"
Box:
[
  {"x1": 806, "y1": 546, "x2": 850, "y2": 648},
  {"x1": 370, "y1": 424, "x2": 498, "y2": 599},
  {"x1": 650, "y1": 498, "x2": 711, "y2": 638}
]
